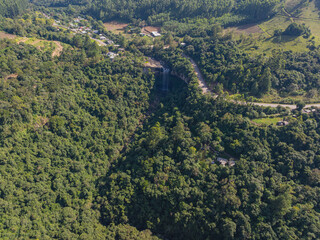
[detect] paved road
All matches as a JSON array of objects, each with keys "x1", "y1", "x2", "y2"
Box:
[{"x1": 184, "y1": 55, "x2": 320, "y2": 109}]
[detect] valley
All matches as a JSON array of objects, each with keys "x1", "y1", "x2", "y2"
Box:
[{"x1": 0, "y1": 0, "x2": 320, "y2": 239}]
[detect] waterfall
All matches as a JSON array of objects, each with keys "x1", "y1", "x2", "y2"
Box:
[{"x1": 162, "y1": 68, "x2": 170, "y2": 91}]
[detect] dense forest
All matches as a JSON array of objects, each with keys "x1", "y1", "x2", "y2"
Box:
[
  {"x1": 0, "y1": 0, "x2": 28, "y2": 17},
  {"x1": 0, "y1": 0, "x2": 319, "y2": 239},
  {"x1": 31, "y1": 0, "x2": 281, "y2": 23},
  {"x1": 184, "y1": 33, "x2": 320, "y2": 97}
]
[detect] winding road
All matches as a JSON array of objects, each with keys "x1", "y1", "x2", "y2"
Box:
[{"x1": 185, "y1": 55, "x2": 320, "y2": 110}]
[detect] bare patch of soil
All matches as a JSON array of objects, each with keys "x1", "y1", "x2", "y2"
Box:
[
  {"x1": 104, "y1": 22, "x2": 129, "y2": 33},
  {"x1": 224, "y1": 24, "x2": 263, "y2": 35},
  {"x1": 0, "y1": 32, "x2": 17, "y2": 39},
  {"x1": 52, "y1": 41, "x2": 63, "y2": 57}
]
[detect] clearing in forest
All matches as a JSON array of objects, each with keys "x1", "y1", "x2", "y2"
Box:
[
  {"x1": 16, "y1": 37, "x2": 64, "y2": 57},
  {"x1": 104, "y1": 22, "x2": 129, "y2": 34},
  {"x1": 0, "y1": 31, "x2": 17, "y2": 39},
  {"x1": 232, "y1": 0, "x2": 320, "y2": 55},
  {"x1": 224, "y1": 24, "x2": 263, "y2": 35}
]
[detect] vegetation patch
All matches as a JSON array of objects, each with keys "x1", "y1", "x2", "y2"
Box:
[
  {"x1": 0, "y1": 31, "x2": 16, "y2": 39},
  {"x1": 252, "y1": 116, "x2": 284, "y2": 125}
]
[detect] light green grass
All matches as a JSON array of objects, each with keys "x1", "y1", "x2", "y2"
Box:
[
  {"x1": 237, "y1": 0, "x2": 320, "y2": 56},
  {"x1": 252, "y1": 117, "x2": 283, "y2": 125}
]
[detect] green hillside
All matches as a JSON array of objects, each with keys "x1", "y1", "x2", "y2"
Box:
[{"x1": 228, "y1": 0, "x2": 320, "y2": 54}]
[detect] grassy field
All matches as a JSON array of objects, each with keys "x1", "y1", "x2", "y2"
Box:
[
  {"x1": 0, "y1": 31, "x2": 17, "y2": 39},
  {"x1": 252, "y1": 117, "x2": 283, "y2": 125},
  {"x1": 15, "y1": 37, "x2": 64, "y2": 57},
  {"x1": 228, "y1": 0, "x2": 320, "y2": 56}
]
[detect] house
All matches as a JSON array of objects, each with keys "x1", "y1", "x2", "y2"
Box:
[
  {"x1": 229, "y1": 160, "x2": 235, "y2": 167},
  {"x1": 180, "y1": 42, "x2": 186, "y2": 47},
  {"x1": 107, "y1": 40, "x2": 114, "y2": 45},
  {"x1": 93, "y1": 30, "x2": 99, "y2": 34},
  {"x1": 118, "y1": 48, "x2": 125, "y2": 52},
  {"x1": 107, "y1": 52, "x2": 118, "y2": 59},
  {"x1": 302, "y1": 109, "x2": 312, "y2": 114},
  {"x1": 276, "y1": 121, "x2": 289, "y2": 126},
  {"x1": 100, "y1": 36, "x2": 106, "y2": 40},
  {"x1": 151, "y1": 31, "x2": 161, "y2": 37},
  {"x1": 217, "y1": 157, "x2": 228, "y2": 167},
  {"x1": 81, "y1": 31, "x2": 87, "y2": 34}
]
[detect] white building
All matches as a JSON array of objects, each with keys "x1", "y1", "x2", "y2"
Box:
[
  {"x1": 107, "y1": 52, "x2": 118, "y2": 59},
  {"x1": 151, "y1": 31, "x2": 161, "y2": 37}
]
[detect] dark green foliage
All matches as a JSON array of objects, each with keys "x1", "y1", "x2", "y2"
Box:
[
  {"x1": 0, "y1": 0, "x2": 27, "y2": 17},
  {"x1": 0, "y1": 39, "x2": 155, "y2": 239},
  {"x1": 0, "y1": 2, "x2": 320, "y2": 240},
  {"x1": 97, "y1": 70, "x2": 320, "y2": 239},
  {"x1": 283, "y1": 22, "x2": 310, "y2": 37},
  {"x1": 30, "y1": 0, "x2": 281, "y2": 24},
  {"x1": 184, "y1": 30, "x2": 320, "y2": 96}
]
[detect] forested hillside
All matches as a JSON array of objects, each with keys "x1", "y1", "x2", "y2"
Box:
[
  {"x1": 31, "y1": 0, "x2": 281, "y2": 23},
  {"x1": 0, "y1": 0, "x2": 320, "y2": 239},
  {"x1": 0, "y1": 0, "x2": 28, "y2": 17},
  {"x1": 0, "y1": 39, "x2": 156, "y2": 239}
]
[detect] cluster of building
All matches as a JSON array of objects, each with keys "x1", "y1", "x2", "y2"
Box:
[
  {"x1": 302, "y1": 108, "x2": 317, "y2": 114},
  {"x1": 140, "y1": 30, "x2": 162, "y2": 38},
  {"x1": 212, "y1": 157, "x2": 236, "y2": 167}
]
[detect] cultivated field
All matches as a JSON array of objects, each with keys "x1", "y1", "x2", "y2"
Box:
[
  {"x1": 16, "y1": 37, "x2": 64, "y2": 57},
  {"x1": 104, "y1": 21, "x2": 129, "y2": 34}
]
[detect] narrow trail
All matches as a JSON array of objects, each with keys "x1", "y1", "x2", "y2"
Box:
[{"x1": 184, "y1": 55, "x2": 320, "y2": 110}]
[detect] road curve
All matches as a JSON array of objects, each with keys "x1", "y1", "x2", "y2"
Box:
[
  {"x1": 184, "y1": 54, "x2": 320, "y2": 110},
  {"x1": 182, "y1": 54, "x2": 210, "y2": 94}
]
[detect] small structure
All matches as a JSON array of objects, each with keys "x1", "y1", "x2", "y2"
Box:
[
  {"x1": 107, "y1": 52, "x2": 118, "y2": 60},
  {"x1": 100, "y1": 36, "x2": 106, "y2": 40},
  {"x1": 217, "y1": 157, "x2": 228, "y2": 167},
  {"x1": 107, "y1": 40, "x2": 114, "y2": 45},
  {"x1": 93, "y1": 30, "x2": 99, "y2": 34},
  {"x1": 180, "y1": 42, "x2": 186, "y2": 47},
  {"x1": 151, "y1": 31, "x2": 161, "y2": 37},
  {"x1": 228, "y1": 160, "x2": 235, "y2": 167},
  {"x1": 118, "y1": 48, "x2": 125, "y2": 52},
  {"x1": 81, "y1": 31, "x2": 87, "y2": 34},
  {"x1": 277, "y1": 121, "x2": 289, "y2": 126},
  {"x1": 302, "y1": 109, "x2": 312, "y2": 114}
]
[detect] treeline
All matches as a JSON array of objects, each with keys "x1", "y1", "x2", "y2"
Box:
[
  {"x1": 29, "y1": 0, "x2": 281, "y2": 24},
  {"x1": 0, "y1": 0, "x2": 28, "y2": 17},
  {"x1": 89, "y1": 0, "x2": 281, "y2": 22}
]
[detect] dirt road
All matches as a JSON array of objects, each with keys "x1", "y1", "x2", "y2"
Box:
[{"x1": 182, "y1": 54, "x2": 211, "y2": 94}]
